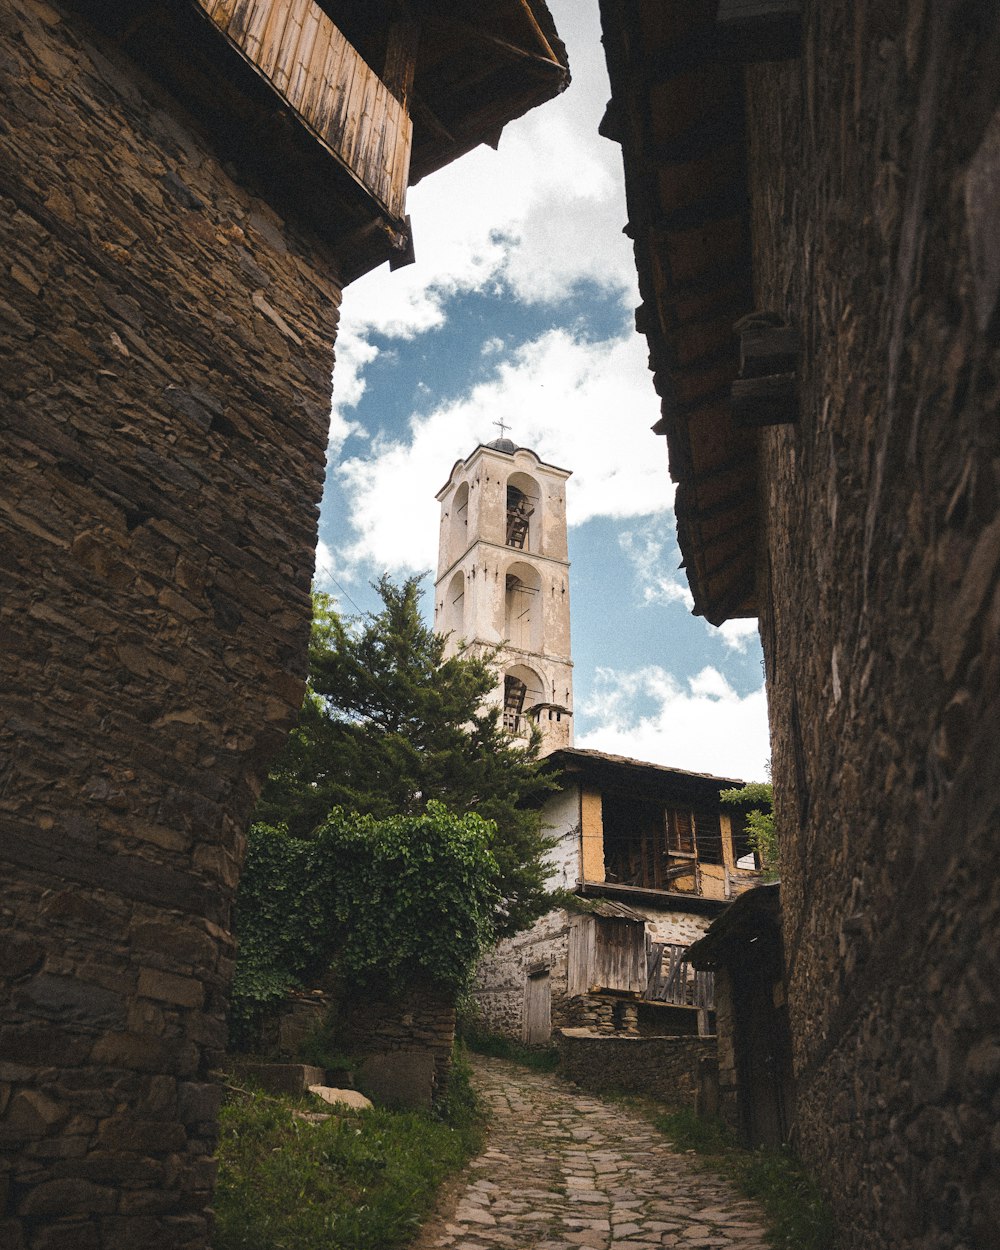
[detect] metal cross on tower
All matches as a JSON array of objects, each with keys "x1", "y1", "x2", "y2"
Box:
[{"x1": 493, "y1": 418, "x2": 510, "y2": 440}]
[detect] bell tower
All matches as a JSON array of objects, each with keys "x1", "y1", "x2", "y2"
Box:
[{"x1": 434, "y1": 434, "x2": 573, "y2": 754}]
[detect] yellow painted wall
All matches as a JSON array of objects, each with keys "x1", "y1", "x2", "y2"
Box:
[{"x1": 580, "y1": 785, "x2": 605, "y2": 883}]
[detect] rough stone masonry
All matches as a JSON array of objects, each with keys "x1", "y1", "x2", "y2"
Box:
[
  {"x1": 746, "y1": 2, "x2": 1000, "y2": 1244},
  {"x1": 0, "y1": 2, "x2": 339, "y2": 1245}
]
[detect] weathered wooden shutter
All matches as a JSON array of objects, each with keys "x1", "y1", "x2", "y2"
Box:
[{"x1": 667, "y1": 808, "x2": 695, "y2": 854}]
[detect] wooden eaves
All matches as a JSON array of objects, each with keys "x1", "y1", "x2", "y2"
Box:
[
  {"x1": 598, "y1": 0, "x2": 759, "y2": 626},
  {"x1": 546, "y1": 746, "x2": 747, "y2": 802}
]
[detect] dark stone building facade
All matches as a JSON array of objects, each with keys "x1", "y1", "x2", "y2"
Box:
[
  {"x1": 599, "y1": 1, "x2": 1000, "y2": 1245},
  {"x1": 0, "y1": 2, "x2": 567, "y2": 1246}
]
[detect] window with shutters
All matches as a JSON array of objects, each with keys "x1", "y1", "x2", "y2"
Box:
[
  {"x1": 666, "y1": 808, "x2": 695, "y2": 857},
  {"x1": 600, "y1": 791, "x2": 727, "y2": 892}
]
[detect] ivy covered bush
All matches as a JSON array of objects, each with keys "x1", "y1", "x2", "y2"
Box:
[{"x1": 230, "y1": 803, "x2": 500, "y2": 1045}]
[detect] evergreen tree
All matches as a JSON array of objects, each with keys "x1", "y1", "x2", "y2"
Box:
[{"x1": 253, "y1": 575, "x2": 559, "y2": 935}]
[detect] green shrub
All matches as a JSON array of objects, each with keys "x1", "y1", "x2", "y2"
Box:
[{"x1": 230, "y1": 803, "x2": 500, "y2": 1047}]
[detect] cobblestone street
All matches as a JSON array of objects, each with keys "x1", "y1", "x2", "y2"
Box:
[{"x1": 413, "y1": 1055, "x2": 771, "y2": 1250}]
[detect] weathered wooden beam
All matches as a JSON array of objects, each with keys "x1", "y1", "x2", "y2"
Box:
[
  {"x1": 698, "y1": 570, "x2": 757, "y2": 626},
  {"x1": 731, "y1": 373, "x2": 798, "y2": 425},
  {"x1": 703, "y1": 536, "x2": 756, "y2": 584},
  {"x1": 715, "y1": 0, "x2": 803, "y2": 61},
  {"x1": 437, "y1": 17, "x2": 566, "y2": 75},
  {"x1": 738, "y1": 322, "x2": 799, "y2": 377},
  {"x1": 383, "y1": 9, "x2": 420, "y2": 109},
  {"x1": 650, "y1": 114, "x2": 738, "y2": 166},
  {"x1": 599, "y1": 98, "x2": 623, "y2": 143},
  {"x1": 515, "y1": 0, "x2": 562, "y2": 66},
  {"x1": 410, "y1": 92, "x2": 456, "y2": 146},
  {"x1": 683, "y1": 485, "x2": 756, "y2": 525},
  {"x1": 388, "y1": 213, "x2": 415, "y2": 271}
]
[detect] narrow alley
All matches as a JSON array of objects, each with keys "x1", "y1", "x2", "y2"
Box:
[{"x1": 414, "y1": 1055, "x2": 771, "y2": 1250}]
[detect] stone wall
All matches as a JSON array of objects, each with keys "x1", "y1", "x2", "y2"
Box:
[
  {"x1": 557, "y1": 1031, "x2": 716, "y2": 1109},
  {"x1": 0, "y1": 2, "x2": 340, "y2": 1245},
  {"x1": 711, "y1": 970, "x2": 739, "y2": 1133},
  {"x1": 473, "y1": 909, "x2": 572, "y2": 1039},
  {"x1": 560, "y1": 993, "x2": 638, "y2": 1036},
  {"x1": 640, "y1": 909, "x2": 711, "y2": 951},
  {"x1": 335, "y1": 986, "x2": 457, "y2": 1108},
  {"x1": 747, "y1": 2, "x2": 1000, "y2": 1244}
]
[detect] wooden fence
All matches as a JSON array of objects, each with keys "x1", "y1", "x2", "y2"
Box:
[{"x1": 645, "y1": 941, "x2": 714, "y2": 1010}]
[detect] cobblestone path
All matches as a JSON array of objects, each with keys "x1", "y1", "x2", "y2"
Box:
[{"x1": 413, "y1": 1055, "x2": 771, "y2": 1250}]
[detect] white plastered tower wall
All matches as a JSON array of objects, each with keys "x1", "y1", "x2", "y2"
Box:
[{"x1": 434, "y1": 439, "x2": 573, "y2": 754}]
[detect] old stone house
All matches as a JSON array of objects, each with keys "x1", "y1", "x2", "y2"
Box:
[
  {"x1": 473, "y1": 747, "x2": 766, "y2": 1044},
  {"x1": 0, "y1": 2, "x2": 567, "y2": 1245},
  {"x1": 598, "y1": 1, "x2": 999, "y2": 1245}
]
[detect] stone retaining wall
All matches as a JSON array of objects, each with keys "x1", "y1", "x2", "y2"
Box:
[
  {"x1": 556, "y1": 1030, "x2": 716, "y2": 1108},
  {"x1": 336, "y1": 987, "x2": 457, "y2": 1108},
  {"x1": 0, "y1": 2, "x2": 340, "y2": 1244}
]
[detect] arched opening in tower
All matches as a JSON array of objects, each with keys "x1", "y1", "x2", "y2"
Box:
[
  {"x1": 445, "y1": 570, "x2": 464, "y2": 638},
  {"x1": 450, "y1": 481, "x2": 469, "y2": 564},
  {"x1": 505, "y1": 474, "x2": 538, "y2": 550},
  {"x1": 504, "y1": 564, "x2": 541, "y2": 651},
  {"x1": 503, "y1": 664, "x2": 544, "y2": 736}
]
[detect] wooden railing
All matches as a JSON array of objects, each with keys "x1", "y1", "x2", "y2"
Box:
[
  {"x1": 645, "y1": 941, "x2": 714, "y2": 1010},
  {"x1": 197, "y1": 0, "x2": 413, "y2": 219}
]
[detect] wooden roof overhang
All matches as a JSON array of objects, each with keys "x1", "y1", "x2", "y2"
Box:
[
  {"x1": 598, "y1": 0, "x2": 758, "y2": 625},
  {"x1": 67, "y1": 0, "x2": 568, "y2": 283},
  {"x1": 686, "y1": 882, "x2": 781, "y2": 969},
  {"x1": 407, "y1": 0, "x2": 569, "y2": 184},
  {"x1": 546, "y1": 747, "x2": 746, "y2": 806}
]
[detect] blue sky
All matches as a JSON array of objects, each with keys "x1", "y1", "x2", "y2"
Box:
[{"x1": 314, "y1": 0, "x2": 770, "y2": 782}]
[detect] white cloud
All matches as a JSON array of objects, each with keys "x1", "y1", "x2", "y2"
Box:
[
  {"x1": 715, "y1": 618, "x2": 761, "y2": 653},
  {"x1": 329, "y1": 324, "x2": 378, "y2": 448},
  {"x1": 618, "y1": 522, "x2": 764, "y2": 656},
  {"x1": 336, "y1": 0, "x2": 634, "y2": 343},
  {"x1": 332, "y1": 327, "x2": 667, "y2": 574},
  {"x1": 618, "y1": 522, "x2": 691, "y2": 608},
  {"x1": 312, "y1": 539, "x2": 341, "y2": 593},
  {"x1": 577, "y1": 665, "x2": 771, "y2": 782}
]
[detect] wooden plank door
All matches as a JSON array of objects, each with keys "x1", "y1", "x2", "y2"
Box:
[{"x1": 523, "y1": 971, "x2": 551, "y2": 1044}]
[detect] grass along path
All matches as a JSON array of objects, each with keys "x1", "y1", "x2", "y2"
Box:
[{"x1": 213, "y1": 1059, "x2": 483, "y2": 1250}]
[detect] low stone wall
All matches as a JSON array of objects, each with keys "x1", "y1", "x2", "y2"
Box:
[
  {"x1": 556, "y1": 1029, "x2": 716, "y2": 1107},
  {"x1": 560, "y1": 993, "x2": 638, "y2": 1035},
  {"x1": 335, "y1": 986, "x2": 456, "y2": 1109}
]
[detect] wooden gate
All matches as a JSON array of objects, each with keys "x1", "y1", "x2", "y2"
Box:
[{"x1": 645, "y1": 942, "x2": 715, "y2": 1009}]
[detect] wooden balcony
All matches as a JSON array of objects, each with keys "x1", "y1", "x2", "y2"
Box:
[
  {"x1": 198, "y1": 0, "x2": 412, "y2": 221},
  {"x1": 69, "y1": 0, "x2": 568, "y2": 281}
]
